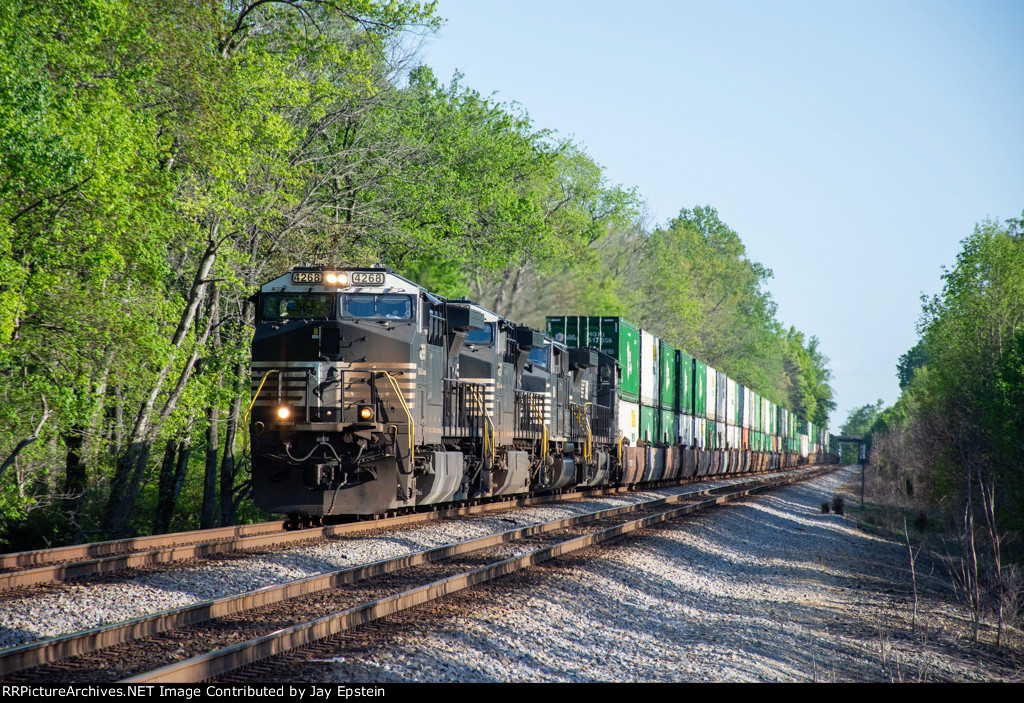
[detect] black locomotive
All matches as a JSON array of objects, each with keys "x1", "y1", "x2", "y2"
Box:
[{"x1": 249, "y1": 265, "x2": 835, "y2": 526}]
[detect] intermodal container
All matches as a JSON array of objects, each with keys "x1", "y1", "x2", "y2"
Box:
[
  {"x1": 640, "y1": 330, "x2": 659, "y2": 407},
  {"x1": 693, "y1": 359, "x2": 708, "y2": 418},
  {"x1": 546, "y1": 316, "x2": 640, "y2": 403},
  {"x1": 659, "y1": 340, "x2": 677, "y2": 411},
  {"x1": 677, "y1": 350, "x2": 693, "y2": 415}
]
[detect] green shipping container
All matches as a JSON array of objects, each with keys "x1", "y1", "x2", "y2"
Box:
[
  {"x1": 659, "y1": 340, "x2": 677, "y2": 410},
  {"x1": 660, "y1": 408, "x2": 676, "y2": 444},
  {"x1": 640, "y1": 405, "x2": 658, "y2": 444},
  {"x1": 547, "y1": 316, "x2": 641, "y2": 403},
  {"x1": 693, "y1": 359, "x2": 708, "y2": 418},
  {"x1": 677, "y1": 350, "x2": 693, "y2": 415}
]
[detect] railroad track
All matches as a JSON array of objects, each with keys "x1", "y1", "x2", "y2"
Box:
[
  {"x1": 0, "y1": 489, "x2": 625, "y2": 590},
  {"x1": 1, "y1": 465, "x2": 836, "y2": 683},
  {"x1": 0, "y1": 466, "x2": 807, "y2": 591}
]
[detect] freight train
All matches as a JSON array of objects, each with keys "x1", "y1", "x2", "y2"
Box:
[{"x1": 248, "y1": 265, "x2": 837, "y2": 526}]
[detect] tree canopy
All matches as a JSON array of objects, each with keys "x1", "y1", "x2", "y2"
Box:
[
  {"x1": 0, "y1": 0, "x2": 837, "y2": 549},
  {"x1": 869, "y1": 216, "x2": 1024, "y2": 531}
]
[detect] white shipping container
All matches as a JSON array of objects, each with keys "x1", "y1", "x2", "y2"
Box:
[
  {"x1": 676, "y1": 412, "x2": 693, "y2": 447},
  {"x1": 640, "y1": 330, "x2": 659, "y2": 407},
  {"x1": 716, "y1": 371, "x2": 727, "y2": 424},
  {"x1": 618, "y1": 400, "x2": 640, "y2": 445},
  {"x1": 706, "y1": 365, "x2": 717, "y2": 421},
  {"x1": 741, "y1": 387, "x2": 751, "y2": 429},
  {"x1": 726, "y1": 378, "x2": 737, "y2": 426}
]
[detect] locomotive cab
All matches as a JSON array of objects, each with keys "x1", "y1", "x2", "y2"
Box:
[
  {"x1": 250, "y1": 266, "x2": 440, "y2": 519},
  {"x1": 447, "y1": 300, "x2": 530, "y2": 498}
]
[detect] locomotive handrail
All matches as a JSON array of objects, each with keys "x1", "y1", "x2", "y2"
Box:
[
  {"x1": 525, "y1": 394, "x2": 549, "y2": 462},
  {"x1": 244, "y1": 369, "x2": 280, "y2": 423},
  {"x1": 379, "y1": 371, "x2": 414, "y2": 465},
  {"x1": 468, "y1": 385, "x2": 495, "y2": 465},
  {"x1": 581, "y1": 402, "x2": 594, "y2": 461}
]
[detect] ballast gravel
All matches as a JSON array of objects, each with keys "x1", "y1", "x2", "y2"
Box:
[
  {"x1": 307, "y1": 466, "x2": 1022, "y2": 683},
  {"x1": 0, "y1": 474, "x2": 753, "y2": 649},
  {"x1": 5, "y1": 467, "x2": 1020, "y2": 682}
]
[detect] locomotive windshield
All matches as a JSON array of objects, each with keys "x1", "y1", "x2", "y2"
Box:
[
  {"x1": 342, "y1": 294, "x2": 413, "y2": 320},
  {"x1": 262, "y1": 294, "x2": 333, "y2": 319}
]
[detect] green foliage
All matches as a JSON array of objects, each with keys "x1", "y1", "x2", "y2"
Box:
[
  {"x1": 897, "y1": 340, "x2": 928, "y2": 391},
  {"x1": 839, "y1": 399, "x2": 885, "y2": 462},
  {"x1": 872, "y1": 214, "x2": 1024, "y2": 531},
  {"x1": 600, "y1": 207, "x2": 835, "y2": 426},
  {"x1": 0, "y1": 0, "x2": 836, "y2": 547},
  {"x1": 781, "y1": 328, "x2": 835, "y2": 427}
]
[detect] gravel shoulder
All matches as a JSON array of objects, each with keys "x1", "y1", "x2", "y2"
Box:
[{"x1": 300, "y1": 466, "x2": 1024, "y2": 682}]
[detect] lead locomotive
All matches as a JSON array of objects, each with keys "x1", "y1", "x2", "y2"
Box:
[{"x1": 249, "y1": 265, "x2": 618, "y2": 525}]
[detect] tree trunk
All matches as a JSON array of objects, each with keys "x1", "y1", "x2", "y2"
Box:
[
  {"x1": 153, "y1": 439, "x2": 178, "y2": 534},
  {"x1": 220, "y1": 391, "x2": 242, "y2": 526},
  {"x1": 103, "y1": 236, "x2": 219, "y2": 537},
  {"x1": 153, "y1": 431, "x2": 193, "y2": 534},
  {"x1": 203, "y1": 397, "x2": 220, "y2": 528},
  {"x1": 202, "y1": 282, "x2": 222, "y2": 529},
  {"x1": 62, "y1": 425, "x2": 87, "y2": 541},
  {"x1": 219, "y1": 293, "x2": 252, "y2": 527}
]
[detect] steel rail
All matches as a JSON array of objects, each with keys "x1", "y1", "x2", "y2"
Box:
[
  {"x1": 0, "y1": 464, "x2": 802, "y2": 590},
  {"x1": 0, "y1": 489, "x2": 609, "y2": 590},
  {"x1": 0, "y1": 466, "x2": 832, "y2": 678},
  {"x1": 0, "y1": 522, "x2": 282, "y2": 571},
  {"x1": 122, "y1": 466, "x2": 835, "y2": 683}
]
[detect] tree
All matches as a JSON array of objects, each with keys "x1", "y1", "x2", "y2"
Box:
[
  {"x1": 839, "y1": 399, "x2": 885, "y2": 463},
  {"x1": 897, "y1": 340, "x2": 928, "y2": 391}
]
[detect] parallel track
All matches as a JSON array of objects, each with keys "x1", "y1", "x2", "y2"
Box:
[
  {"x1": 0, "y1": 466, "x2": 803, "y2": 590},
  {"x1": 0, "y1": 490, "x2": 621, "y2": 590},
  {"x1": 1, "y1": 465, "x2": 837, "y2": 683}
]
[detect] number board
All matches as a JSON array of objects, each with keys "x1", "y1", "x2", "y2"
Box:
[
  {"x1": 291, "y1": 271, "x2": 322, "y2": 284},
  {"x1": 351, "y1": 272, "x2": 385, "y2": 285}
]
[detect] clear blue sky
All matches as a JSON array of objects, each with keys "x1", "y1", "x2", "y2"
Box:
[{"x1": 417, "y1": 0, "x2": 1024, "y2": 430}]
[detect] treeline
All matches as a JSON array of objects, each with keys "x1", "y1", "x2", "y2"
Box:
[
  {"x1": 463, "y1": 207, "x2": 836, "y2": 427},
  {"x1": 0, "y1": 0, "x2": 833, "y2": 550},
  {"x1": 860, "y1": 216, "x2": 1024, "y2": 534},
  {"x1": 845, "y1": 216, "x2": 1023, "y2": 642}
]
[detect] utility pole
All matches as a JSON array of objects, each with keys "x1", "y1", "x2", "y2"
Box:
[{"x1": 859, "y1": 442, "x2": 867, "y2": 507}]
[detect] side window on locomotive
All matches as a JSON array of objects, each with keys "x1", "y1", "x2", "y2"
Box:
[
  {"x1": 263, "y1": 294, "x2": 333, "y2": 319},
  {"x1": 527, "y1": 344, "x2": 549, "y2": 369},
  {"x1": 465, "y1": 322, "x2": 494, "y2": 346}
]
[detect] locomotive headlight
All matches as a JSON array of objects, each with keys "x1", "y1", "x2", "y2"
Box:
[
  {"x1": 326, "y1": 273, "x2": 338, "y2": 284},
  {"x1": 358, "y1": 405, "x2": 375, "y2": 421},
  {"x1": 277, "y1": 406, "x2": 291, "y2": 420},
  {"x1": 336, "y1": 272, "x2": 350, "y2": 287}
]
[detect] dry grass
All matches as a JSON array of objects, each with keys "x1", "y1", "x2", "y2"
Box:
[{"x1": 844, "y1": 463, "x2": 1024, "y2": 660}]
